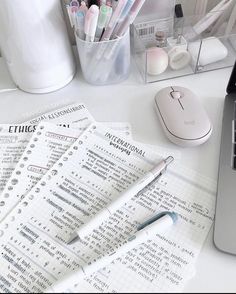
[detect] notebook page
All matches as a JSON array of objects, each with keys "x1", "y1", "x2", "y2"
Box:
[
  {"x1": 0, "y1": 105, "x2": 94, "y2": 196},
  {"x1": 0, "y1": 123, "x2": 216, "y2": 293},
  {"x1": 0, "y1": 122, "x2": 132, "y2": 223}
]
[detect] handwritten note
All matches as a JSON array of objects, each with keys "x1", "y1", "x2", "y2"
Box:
[{"x1": 0, "y1": 123, "x2": 216, "y2": 293}]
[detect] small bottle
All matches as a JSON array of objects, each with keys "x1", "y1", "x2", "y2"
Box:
[{"x1": 155, "y1": 31, "x2": 167, "y2": 48}]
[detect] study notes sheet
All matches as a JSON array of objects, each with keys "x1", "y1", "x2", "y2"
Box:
[
  {"x1": 0, "y1": 123, "x2": 216, "y2": 293},
  {"x1": 0, "y1": 122, "x2": 132, "y2": 223},
  {"x1": 0, "y1": 105, "x2": 94, "y2": 195}
]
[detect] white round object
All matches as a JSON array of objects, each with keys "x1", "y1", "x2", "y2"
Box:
[
  {"x1": 146, "y1": 47, "x2": 168, "y2": 75},
  {"x1": 168, "y1": 46, "x2": 191, "y2": 70}
]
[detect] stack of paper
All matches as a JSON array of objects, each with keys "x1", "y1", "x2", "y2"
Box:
[{"x1": 0, "y1": 103, "x2": 216, "y2": 293}]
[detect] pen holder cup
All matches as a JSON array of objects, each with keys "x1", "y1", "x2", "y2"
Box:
[{"x1": 75, "y1": 31, "x2": 131, "y2": 85}]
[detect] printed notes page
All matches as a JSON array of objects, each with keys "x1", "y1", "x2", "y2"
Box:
[
  {"x1": 0, "y1": 123, "x2": 83, "y2": 223},
  {"x1": 0, "y1": 122, "x2": 132, "y2": 223},
  {"x1": 0, "y1": 123, "x2": 216, "y2": 293}
]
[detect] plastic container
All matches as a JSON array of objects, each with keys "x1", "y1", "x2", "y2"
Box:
[
  {"x1": 75, "y1": 30, "x2": 130, "y2": 85},
  {"x1": 0, "y1": 0, "x2": 76, "y2": 93},
  {"x1": 132, "y1": 11, "x2": 236, "y2": 83}
]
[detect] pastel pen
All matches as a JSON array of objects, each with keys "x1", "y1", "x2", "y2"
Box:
[
  {"x1": 115, "y1": 0, "x2": 146, "y2": 37},
  {"x1": 69, "y1": 7, "x2": 80, "y2": 28},
  {"x1": 100, "y1": 0, "x2": 127, "y2": 41},
  {"x1": 78, "y1": 1, "x2": 88, "y2": 14},
  {"x1": 84, "y1": 5, "x2": 99, "y2": 42},
  {"x1": 106, "y1": 0, "x2": 112, "y2": 7},
  {"x1": 70, "y1": 0, "x2": 80, "y2": 8},
  {"x1": 111, "y1": 0, "x2": 135, "y2": 38},
  {"x1": 95, "y1": 4, "x2": 112, "y2": 41},
  {"x1": 66, "y1": 5, "x2": 74, "y2": 28},
  {"x1": 47, "y1": 211, "x2": 178, "y2": 293},
  {"x1": 112, "y1": 0, "x2": 119, "y2": 10},
  {"x1": 68, "y1": 156, "x2": 174, "y2": 243},
  {"x1": 70, "y1": 0, "x2": 80, "y2": 27},
  {"x1": 75, "y1": 11, "x2": 86, "y2": 40}
]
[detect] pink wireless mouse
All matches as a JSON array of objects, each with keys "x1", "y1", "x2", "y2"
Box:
[{"x1": 154, "y1": 86, "x2": 212, "y2": 147}]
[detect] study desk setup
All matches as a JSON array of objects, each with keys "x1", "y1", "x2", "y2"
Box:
[{"x1": 0, "y1": 0, "x2": 236, "y2": 293}]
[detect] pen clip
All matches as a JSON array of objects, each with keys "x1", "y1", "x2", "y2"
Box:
[{"x1": 137, "y1": 212, "x2": 168, "y2": 231}]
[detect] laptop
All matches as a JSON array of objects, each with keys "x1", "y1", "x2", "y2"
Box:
[{"x1": 214, "y1": 61, "x2": 236, "y2": 255}]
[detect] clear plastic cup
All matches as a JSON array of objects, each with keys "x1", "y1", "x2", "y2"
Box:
[{"x1": 75, "y1": 30, "x2": 130, "y2": 85}]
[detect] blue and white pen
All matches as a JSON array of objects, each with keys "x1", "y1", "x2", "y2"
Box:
[{"x1": 47, "y1": 211, "x2": 178, "y2": 293}]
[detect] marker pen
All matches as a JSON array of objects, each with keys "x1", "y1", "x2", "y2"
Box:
[
  {"x1": 84, "y1": 5, "x2": 99, "y2": 42},
  {"x1": 47, "y1": 211, "x2": 178, "y2": 293},
  {"x1": 95, "y1": 4, "x2": 113, "y2": 41}
]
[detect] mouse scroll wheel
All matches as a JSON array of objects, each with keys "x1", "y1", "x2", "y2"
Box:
[{"x1": 171, "y1": 91, "x2": 182, "y2": 99}]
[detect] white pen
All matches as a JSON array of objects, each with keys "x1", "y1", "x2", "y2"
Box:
[
  {"x1": 47, "y1": 211, "x2": 178, "y2": 293},
  {"x1": 68, "y1": 156, "x2": 174, "y2": 243},
  {"x1": 84, "y1": 5, "x2": 99, "y2": 42}
]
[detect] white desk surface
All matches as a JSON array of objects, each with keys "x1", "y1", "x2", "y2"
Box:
[{"x1": 0, "y1": 57, "x2": 235, "y2": 293}]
